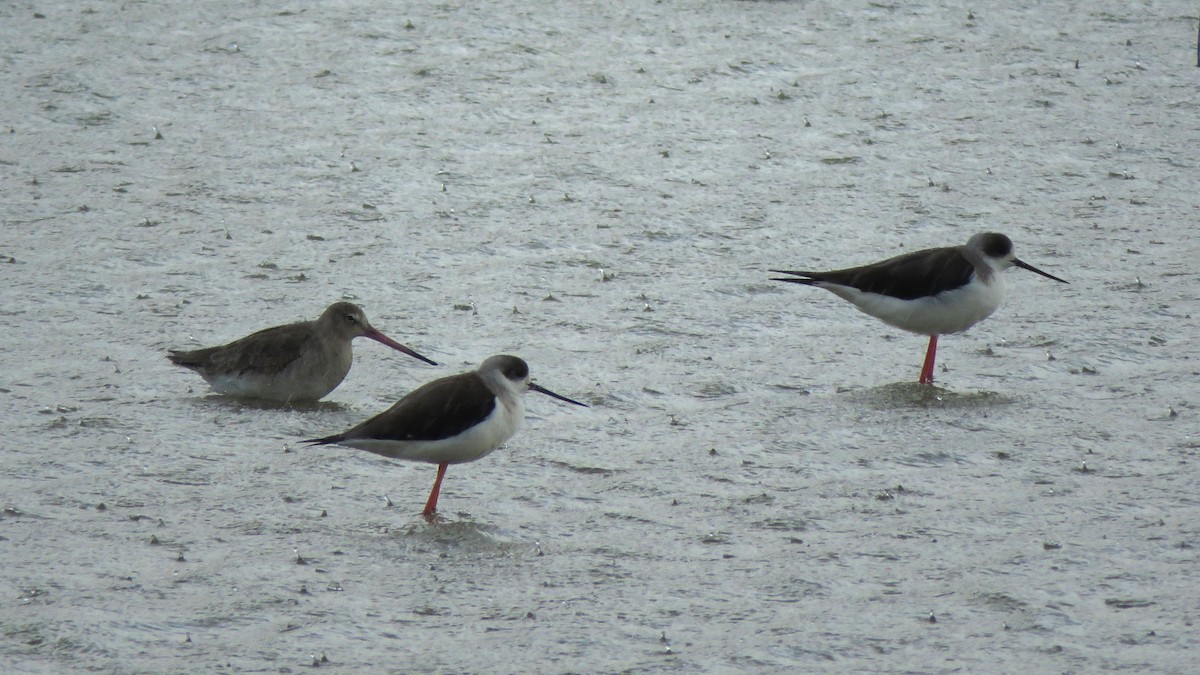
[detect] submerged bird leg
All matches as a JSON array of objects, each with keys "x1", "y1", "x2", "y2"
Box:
[
  {"x1": 422, "y1": 462, "x2": 449, "y2": 518},
  {"x1": 919, "y1": 335, "x2": 939, "y2": 385}
]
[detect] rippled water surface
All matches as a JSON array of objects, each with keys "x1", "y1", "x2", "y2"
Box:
[{"x1": 2, "y1": 1, "x2": 1198, "y2": 672}]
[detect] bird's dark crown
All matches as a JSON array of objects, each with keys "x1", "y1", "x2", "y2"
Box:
[
  {"x1": 975, "y1": 232, "x2": 1014, "y2": 259},
  {"x1": 497, "y1": 355, "x2": 530, "y2": 381}
]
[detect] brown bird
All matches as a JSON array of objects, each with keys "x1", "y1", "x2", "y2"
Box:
[{"x1": 168, "y1": 302, "x2": 436, "y2": 402}]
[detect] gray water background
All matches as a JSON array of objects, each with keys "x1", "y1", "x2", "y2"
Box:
[{"x1": 1, "y1": 0, "x2": 1198, "y2": 672}]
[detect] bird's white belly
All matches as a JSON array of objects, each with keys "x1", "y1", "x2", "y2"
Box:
[
  {"x1": 830, "y1": 277, "x2": 1004, "y2": 336},
  {"x1": 345, "y1": 397, "x2": 524, "y2": 465}
]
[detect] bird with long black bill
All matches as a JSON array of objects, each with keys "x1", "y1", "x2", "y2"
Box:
[
  {"x1": 304, "y1": 354, "x2": 588, "y2": 518},
  {"x1": 772, "y1": 232, "x2": 1067, "y2": 384}
]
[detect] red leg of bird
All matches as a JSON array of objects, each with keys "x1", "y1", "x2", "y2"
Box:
[
  {"x1": 919, "y1": 335, "x2": 938, "y2": 385},
  {"x1": 422, "y1": 462, "x2": 449, "y2": 518}
]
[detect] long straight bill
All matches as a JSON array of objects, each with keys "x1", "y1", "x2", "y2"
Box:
[
  {"x1": 530, "y1": 383, "x2": 589, "y2": 407},
  {"x1": 1012, "y1": 258, "x2": 1068, "y2": 284}
]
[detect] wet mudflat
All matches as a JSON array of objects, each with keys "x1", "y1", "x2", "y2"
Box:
[{"x1": 1, "y1": 0, "x2": 1198, "y2": 672}]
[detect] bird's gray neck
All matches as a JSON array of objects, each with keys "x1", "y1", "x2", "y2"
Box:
[{"x1": 963, "y1": 247, "x2": 994, "y2": 284}]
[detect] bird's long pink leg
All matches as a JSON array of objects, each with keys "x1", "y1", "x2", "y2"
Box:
[
  {"x1": 919, "y1": 335, "x2": 939, "y2": 385},
  {"x1": 422, "y1": 462, "x2": 449, "y2": 518}
]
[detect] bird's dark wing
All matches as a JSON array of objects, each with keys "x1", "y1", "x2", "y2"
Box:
[
  {"x1": 167, "y1": 322, "x2": 315, "y2": 375},
  {"x1": 773, "y1": 246, "x2": 975, "y2": 300},
  {"x1": 308, "y1": 373, "x2": 498, "y2": 445}
]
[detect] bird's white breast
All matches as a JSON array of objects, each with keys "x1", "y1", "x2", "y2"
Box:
[
  {"x1": 343, "y1": 394, "x2": 525, "y2": 465},
  {"x1": 826, "y1": 274, "x2": 1005, "y2": 336}
]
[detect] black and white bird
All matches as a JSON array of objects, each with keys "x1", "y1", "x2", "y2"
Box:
[
  {"x1": 772, "y1": 232, "x2": 1067, "y2": 384},
  {"x1": 305, "y1": 355, "x2": 587, "y2": 518}
]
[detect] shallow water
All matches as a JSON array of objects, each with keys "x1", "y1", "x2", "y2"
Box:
[{"x1": 2, "y1": 0, "x2": 1199, "y2": 672}]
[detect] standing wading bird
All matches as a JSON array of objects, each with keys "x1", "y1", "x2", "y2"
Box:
[
  {"x1": 167, "y1": 302, "x2": 437, "y2": 402},
  {"x1": 304, "y1": 354, "x2": 588, "y2": 518},
  {"x1": 771, "y1": 232, "x2": 1067, "y2": 384}
]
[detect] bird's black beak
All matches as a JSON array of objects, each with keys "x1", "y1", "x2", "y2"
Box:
[
  {"x1": 1013, "y1": 258, "x2": 1068, "y2": 284},
  {"x1": 530, "y1": 382, "x2": 589, "y2": 407}
]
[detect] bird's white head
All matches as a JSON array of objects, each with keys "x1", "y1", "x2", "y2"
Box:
[
  {"x1": 478, "y1": 355, "x2": 588, "y2": 407},
  {"x1": 968, "y1": 232, "x2": 1067, "y2": 283},
  {"x1": 480, "y1": 355, "x2": 532, "y2": 395}
]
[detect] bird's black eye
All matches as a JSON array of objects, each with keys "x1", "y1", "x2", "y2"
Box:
[{"x1": 345, "y1": 314, "x2": 358, "y2": 323}]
